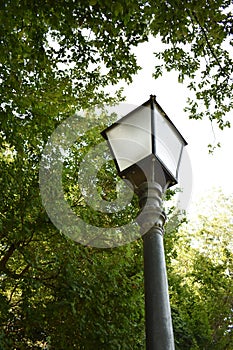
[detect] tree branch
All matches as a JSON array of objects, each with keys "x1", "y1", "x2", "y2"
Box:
[
  {"x1": 191, "y1": 11, "x2": 225, "y2": 74},
  {"x1": 0, "y1": 243, "x2": 17, "y2": 270}
]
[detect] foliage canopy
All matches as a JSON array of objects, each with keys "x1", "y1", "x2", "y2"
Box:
[{"x1": 1, "y1": 0, "x2": 232, "y2": 127}]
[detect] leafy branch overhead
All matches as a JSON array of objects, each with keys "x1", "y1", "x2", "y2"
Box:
[
  {"x1": 151, "y1": 1, "x2": 233, "y2": 128},
  {"x1": 1, "y1": 0, "x2": 232, "y2": 128}
]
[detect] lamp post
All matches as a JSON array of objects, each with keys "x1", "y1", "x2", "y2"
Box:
[{"x1": 101, "y1": 95, "x2": 187, "y2": 350}]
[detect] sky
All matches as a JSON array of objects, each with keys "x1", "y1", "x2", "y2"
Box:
[{"x1": 116, "y1": 39, "x2": 233, "y2": 215}]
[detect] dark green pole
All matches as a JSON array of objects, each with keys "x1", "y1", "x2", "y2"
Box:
[{"x1": 137, "y1": 182, "x2": 175, "y2": 350}]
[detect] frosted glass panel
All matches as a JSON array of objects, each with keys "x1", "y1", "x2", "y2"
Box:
[
  {"x1": 106, "y1": 106, "x2": 151, "y2": 172},
  {"x1": 155, "y1": 110, "x2": 183, "y2": 178}
]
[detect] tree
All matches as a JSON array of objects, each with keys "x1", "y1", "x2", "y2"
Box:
[
  {"x1": 1, "y1": 1, "x2": 232, "y2": 128},
  {"x1": 1, "y1": 3, "x2": 144, "y2": 344},
  {"x1": 170, "y1": 190, "x2": 233, "y2": 349}
]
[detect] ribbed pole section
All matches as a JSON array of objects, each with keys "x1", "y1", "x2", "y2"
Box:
[{"x1": 137, "y1": 182, "x2": 175, "y2": 350}]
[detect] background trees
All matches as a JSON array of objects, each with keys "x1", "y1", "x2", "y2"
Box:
[
  {"x1": 1, "y1": 1, "x2": 232, "y2": 349},
  {"x1": 169, "y1": 191, "x2": 233, "y2": 349}
]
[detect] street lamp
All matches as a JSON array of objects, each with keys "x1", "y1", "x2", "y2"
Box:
[{"x1": 101, "y1": 95, "x2": 187, "y2": 350}]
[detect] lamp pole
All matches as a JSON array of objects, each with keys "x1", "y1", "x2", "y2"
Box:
[
  {"x1": 101, "y1": 95, "x2": 187, "y2": 350},
  {"x1": 137, "y1": 181, "x2": 175, "y2": 350}
]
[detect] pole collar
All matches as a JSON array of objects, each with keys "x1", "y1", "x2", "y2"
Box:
[{"x1": 136, "y1": 182, "x2": 166, "y2": 235}]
